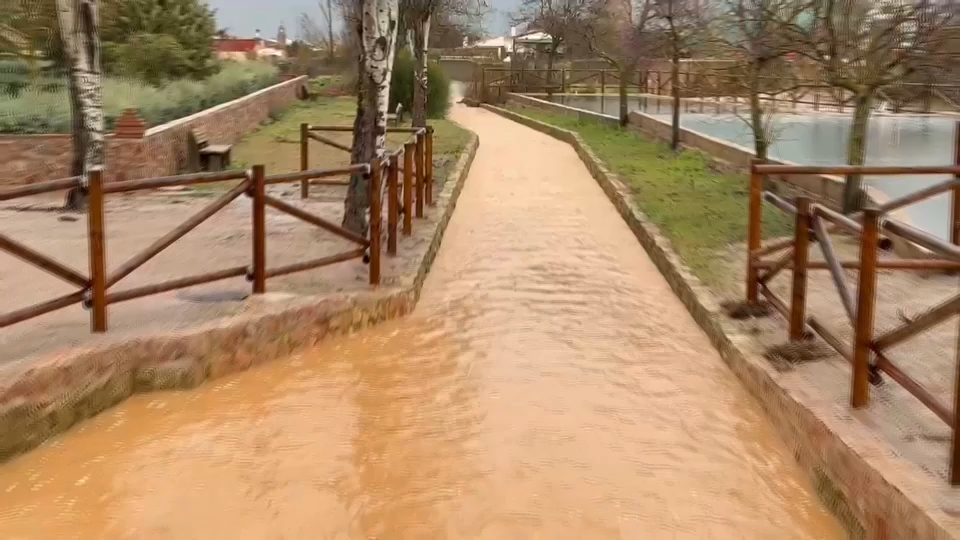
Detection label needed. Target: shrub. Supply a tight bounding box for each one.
[103,33,191,85]
[0,62,280,134]
[389,50,450,119]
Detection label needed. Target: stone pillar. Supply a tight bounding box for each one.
[111,109,147,183]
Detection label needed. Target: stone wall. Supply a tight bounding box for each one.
[0,76,307,187]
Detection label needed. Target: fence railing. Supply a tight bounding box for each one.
[746,159,960,484]
[0,124,437,335]
[479,67,960,114]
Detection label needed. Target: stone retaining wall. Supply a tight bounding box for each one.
[1,76,307,187]
[0,132,480,463]
[484,103,960,540]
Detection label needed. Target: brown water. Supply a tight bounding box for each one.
[0,107,846,539]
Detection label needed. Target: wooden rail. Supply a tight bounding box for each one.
[478,66,960,114]
[745,147,960,484]
[1,122,441,337]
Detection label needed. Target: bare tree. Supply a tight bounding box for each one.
[342,0,400,234]
[582,0,656,126]
[653,0,707,151]
[56,0,104,212]
[301,0,338,60]
[715,0,807,160]
[515,0,588,74]
[783,0,955,212]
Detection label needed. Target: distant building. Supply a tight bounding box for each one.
[214,38,261,61]
[214,27,287,61]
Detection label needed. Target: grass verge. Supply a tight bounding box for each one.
[504,104,792,284]
[234,97,471,178]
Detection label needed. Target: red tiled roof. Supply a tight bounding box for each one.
[215,39,259,53]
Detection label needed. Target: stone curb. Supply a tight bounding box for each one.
[483,103,960,540]
[0,131,480,464]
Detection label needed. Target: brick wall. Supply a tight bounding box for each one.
[0,76,307,187]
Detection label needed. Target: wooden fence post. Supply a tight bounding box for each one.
[369,160,381,286]
[426,126,434,206]
[746,159,763,305]
[403,141,414,235]
[415,131,425,218]
[87,167,107,333]
[790,197,811,340]
[387,154,399,255]
[952,315,960,485]
[953,125,960,486]
[852,207,880,408]
[952,121,960,246]
[251,164,267,294]
[300,123,309,199]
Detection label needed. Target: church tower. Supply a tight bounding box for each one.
[277,24,288,47]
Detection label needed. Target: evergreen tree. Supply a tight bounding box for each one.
[101,0,217,81]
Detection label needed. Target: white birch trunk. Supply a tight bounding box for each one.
[342,0,399,234]
[362,0,399,160]
[57,0,104,178]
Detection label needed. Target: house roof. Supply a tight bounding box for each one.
[214,38,260,53]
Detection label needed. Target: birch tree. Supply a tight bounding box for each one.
[782,0,954,212]
[343,0,400,234]
[57,0,104,211]
[400,0,485,127]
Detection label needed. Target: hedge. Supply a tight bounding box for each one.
[0,61,280,134]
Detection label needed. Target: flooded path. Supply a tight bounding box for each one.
[0,106,845,539]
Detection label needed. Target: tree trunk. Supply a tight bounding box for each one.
[618,66,628,127]
[670,52,681,152]
[57,0,104,212]
[546,39,557,94]
[411,13,430,127]
[748,66,768,161]
[325,0,336,61]
[842,93,872,213]
[342,0,399,235]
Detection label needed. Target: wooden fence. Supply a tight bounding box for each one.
[745,154,960,484]
[479,67,960,114]
[0,125,435,335]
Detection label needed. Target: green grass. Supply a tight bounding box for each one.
[233,97,470,177]
[504,104,792,284]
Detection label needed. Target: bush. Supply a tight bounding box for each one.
[0,62,281,134]
[103,33,192,85]
[389,50,450,119]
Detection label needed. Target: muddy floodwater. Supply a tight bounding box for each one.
[0,107,846,539]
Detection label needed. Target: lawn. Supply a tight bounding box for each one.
[503,104,793,284]
[233,97,471,179]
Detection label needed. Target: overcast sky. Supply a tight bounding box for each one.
[204,0,521,41]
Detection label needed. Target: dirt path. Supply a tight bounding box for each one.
[0,105,846,539]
